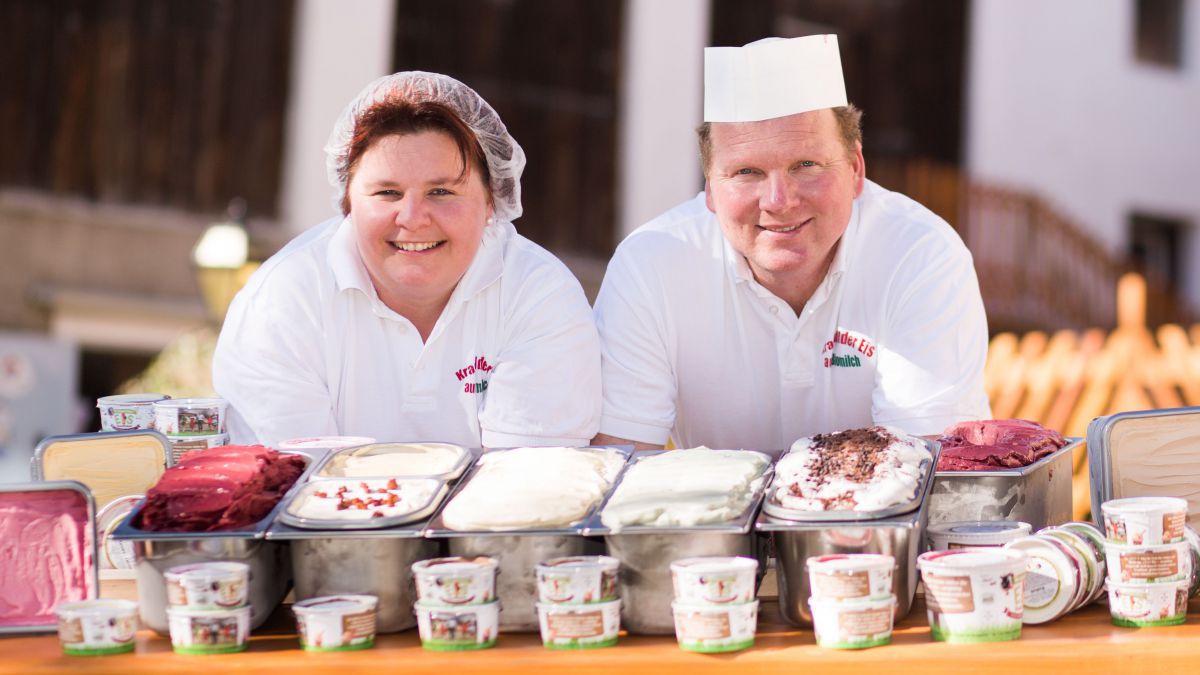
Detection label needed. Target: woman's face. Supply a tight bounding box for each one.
[347,131,493,314]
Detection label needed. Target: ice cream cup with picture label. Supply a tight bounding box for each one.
[670,600,758,653]
[1106,579,1190,627]
[153,398,228,437]
[167,606,250,655]
[1038,527,1103,611]
[412,557,498,606]
[293,595,378,652]
[536,598,621,649]
[56,600,139,656]
[1004,535,1082,623]
[164,562,250,610]
[1101,497,1189,546]
[536,556,619,605]
[415,600,498,651]
[670,556,758,605]
[806,554,894,602]
[1104,541,1191,584]
[927,521,1032,550]
[808,595,896,649]
[917,548,1026,643]
[97,394,168,432]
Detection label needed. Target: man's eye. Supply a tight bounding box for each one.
[734,168,757,176]
[798,161,817,168]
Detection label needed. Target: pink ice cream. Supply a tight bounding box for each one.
[0,489,93,626]
[936,419,1067,471]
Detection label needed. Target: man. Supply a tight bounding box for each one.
[593,35,990,451]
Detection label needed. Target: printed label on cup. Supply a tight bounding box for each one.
[813,571,869,600]
[837,607,892,637]
[676,611,732,640]
[546,611,604,639]
[922,573,975,614]
[1119,550,1180,580]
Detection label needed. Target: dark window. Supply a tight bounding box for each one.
[1135,0,1185,68]
[1129,212,1186,289]
[78,349,156,433]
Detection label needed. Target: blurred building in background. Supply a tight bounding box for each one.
[0,0,1197,469]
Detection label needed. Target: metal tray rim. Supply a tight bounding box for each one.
[32,429,174,481]
[423,445,633,538]
[933,436,1081,478]
[311,441,473,482]
[0,479,99,634]
[275,477,448,531]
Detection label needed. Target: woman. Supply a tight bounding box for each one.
[212,72,601,448]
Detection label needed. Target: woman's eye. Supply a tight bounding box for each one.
[429,188,453,196]
[374,189,400,197]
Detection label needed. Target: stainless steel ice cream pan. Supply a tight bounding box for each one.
[275,477,448,530]
[760,440,938,522]
[1088,407,1200,529]
[313,442,473,482]
[927,439,1078,531]
[756,453,937,627]
[0,480,99,635]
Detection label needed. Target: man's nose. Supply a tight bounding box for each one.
[759,173,801,212]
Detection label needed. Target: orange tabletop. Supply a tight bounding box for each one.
[4,596,1197,674]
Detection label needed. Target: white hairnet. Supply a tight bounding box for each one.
[325,71,526,223]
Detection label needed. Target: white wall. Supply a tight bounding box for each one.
[278,0,396,235]
[966,0,1200,302]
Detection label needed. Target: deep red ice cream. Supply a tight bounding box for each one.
[936,419,1067,471]
[137,445,305,532]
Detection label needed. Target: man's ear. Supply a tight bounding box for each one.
[704,178,715,213]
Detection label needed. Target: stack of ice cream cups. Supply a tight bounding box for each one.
[153,397,229,463]
[534,555,621,649]
[1001,521,1108,624]
[669,556,759,653]
[412,557,500,651]
[917,547,1027,643]
[1101,497,1193,627]
[164,562,251,654]
[806,554,897,649]
[97,393,168,432]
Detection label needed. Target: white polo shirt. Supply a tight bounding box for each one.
[594,180,991,450]
[213,216,602,448]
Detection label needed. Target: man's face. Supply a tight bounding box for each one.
[704,109,864,287]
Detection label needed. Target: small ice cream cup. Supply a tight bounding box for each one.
[806,554,894,602]
[1184,525,1200,598]
[56,600,139,656]
[536,556,619,605]
[164,562,250,610]
[97,495,142,570]
[97,394,168,431]
[1106,579,1190,627]
[918,548,1026,643]
[167,606,250,655]
[293,595,378,652]
[808,595,896,649]
[670,600,758,653]
[1104,541,1191,584]
[412,557,498,606]
[670,556,758,605]
[168,433,229,464]
[927,520,1033,550]
[1101,497,1189,546]
[1039,528,1102,611]
[415,600,498,651]
[153,398,228,437]
[1006,535,1084,622]
[536,599,621,649]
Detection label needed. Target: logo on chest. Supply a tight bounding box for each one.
[454,355,493,394]
[821,329,876,369]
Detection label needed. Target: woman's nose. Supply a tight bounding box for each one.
[393,194,425,227]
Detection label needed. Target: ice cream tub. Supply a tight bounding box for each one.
[153,398,228,437]
[1105,540,1191,584]
[917,548,1026,643]
[315,442,472,482]
[412,556,497,606]
[671,599,758,653]
[33,430,172,511]
[806,554,894,603]
[415,600,498,651]
[809,595,896,649]
[278,477,448,530]
[536,598,621,649]
[537,555,619,604]
[98,394,169,431]
[1106,579,1190,627]
[1004,535,1083,622]
[164,562,249,610]
[670,556,758,605]
[167,605,250,654]
[1102,496,1189,546]
[0,481,99,635]
[56,599,138,656]
[97,495,142,570]
[293,594,378,652]
[168,434,228,465]
[927,520,1033,550]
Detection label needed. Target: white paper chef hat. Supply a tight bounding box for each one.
[704,35,848,123]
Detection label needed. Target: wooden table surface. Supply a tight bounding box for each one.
[3,596,1195,674]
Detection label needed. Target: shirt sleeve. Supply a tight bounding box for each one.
[872,237,992,436]
[592,246,677,445]
[212,286,338,447]
[477,267,602,448]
